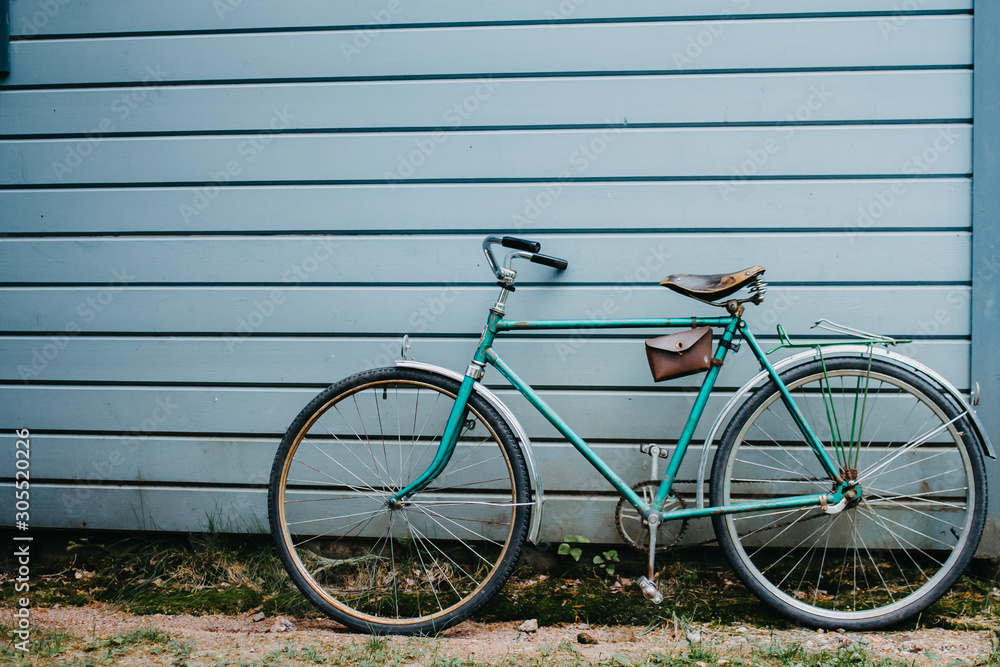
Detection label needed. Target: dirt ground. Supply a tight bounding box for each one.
[3,604,996,666]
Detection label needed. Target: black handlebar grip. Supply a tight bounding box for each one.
[501,236,542,253]
[530,253,569,270]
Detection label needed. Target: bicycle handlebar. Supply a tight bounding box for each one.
[501,236,541,253]
[529,253,569,270]
[482,235,569,278]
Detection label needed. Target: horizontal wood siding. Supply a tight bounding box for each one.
[1,2,986,549]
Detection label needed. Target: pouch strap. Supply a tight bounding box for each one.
[718,337,740,352]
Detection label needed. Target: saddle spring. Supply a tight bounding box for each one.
[747,276,768,305]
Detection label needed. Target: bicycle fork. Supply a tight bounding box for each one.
[387,372,478,504]
[388,312,501,504]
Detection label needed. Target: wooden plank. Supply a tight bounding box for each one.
[0,432,674,492]
[0,481,645,543]
[0,383,976,441]
[0,335,969,389]
[0,434,275,486]
[0,286,973,336]
[0,232,970,284]
[8,1,973,37]
[0,125,972,186]
[0,433,954,497]
[0,71,972,136]
[0,179,972,234]
[0,432,685,492]
[0,480,956,551]
[0,482,270,533]
[2,16,972,87]
[0,384,737,439]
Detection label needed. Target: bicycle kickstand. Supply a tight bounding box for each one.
[637,512,663,604]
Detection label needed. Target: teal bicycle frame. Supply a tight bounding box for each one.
[390,308,854,524]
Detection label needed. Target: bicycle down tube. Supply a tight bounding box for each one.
[391,313,850,522]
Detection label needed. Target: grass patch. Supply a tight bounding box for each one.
[1,531,999,633]
[0,624,74,664]
[479,550,785,627]
[0,532,315,618]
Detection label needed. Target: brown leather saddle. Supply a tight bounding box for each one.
[660,266,765,302]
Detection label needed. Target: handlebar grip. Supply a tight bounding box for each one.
[501,236,541,253]
[530,253,569,270]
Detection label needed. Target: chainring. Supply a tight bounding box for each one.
[614,481,687,553]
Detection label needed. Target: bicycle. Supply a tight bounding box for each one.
[267,235,993,635]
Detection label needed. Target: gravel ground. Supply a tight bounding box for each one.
[3,604,996,666]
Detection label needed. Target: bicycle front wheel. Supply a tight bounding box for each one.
[710,357,986,629]
[268,367,531,635]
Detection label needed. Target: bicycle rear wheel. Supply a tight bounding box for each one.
[710,356,986,629]
[269,367,531,635]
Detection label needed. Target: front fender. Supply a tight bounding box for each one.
[694,345,995,508]
[394,359,545,544]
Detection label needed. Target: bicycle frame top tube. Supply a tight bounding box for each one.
[496,317,737,331]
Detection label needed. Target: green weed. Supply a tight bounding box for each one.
[2,530,999,635]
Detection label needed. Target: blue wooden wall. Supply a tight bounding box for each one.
[1,0,995,551]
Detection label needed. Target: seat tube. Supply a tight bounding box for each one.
[654,315,741,508]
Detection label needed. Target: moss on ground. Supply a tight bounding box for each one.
[1,531,998,631]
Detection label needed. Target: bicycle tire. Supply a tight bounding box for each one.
[710,356,986,629]
[268,366,531,635]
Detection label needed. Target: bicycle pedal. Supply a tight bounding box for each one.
[637,576,663,604]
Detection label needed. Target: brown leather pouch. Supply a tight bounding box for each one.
[644,327,714,382]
